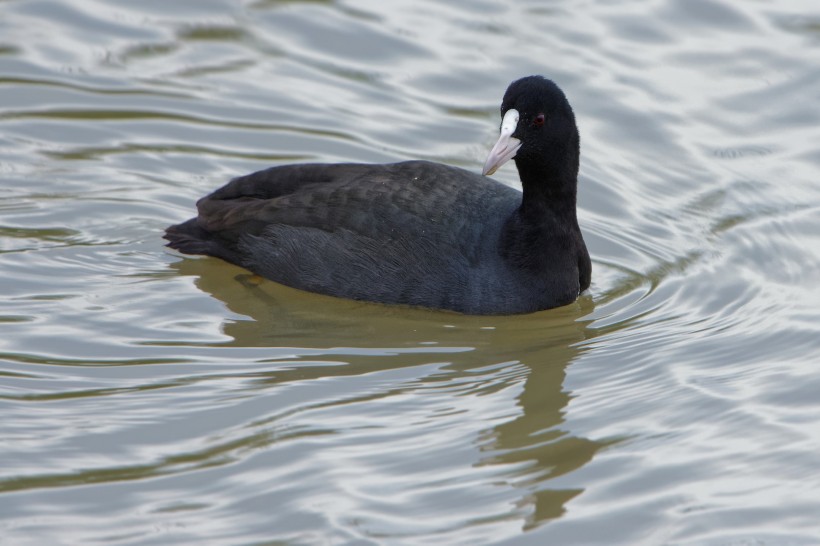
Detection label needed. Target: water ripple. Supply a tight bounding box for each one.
[1,0,820,544]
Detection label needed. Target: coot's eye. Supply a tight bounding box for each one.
[533,113,545,127]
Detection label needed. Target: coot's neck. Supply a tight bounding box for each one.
[514,155,579,225]
[499,156,580,272]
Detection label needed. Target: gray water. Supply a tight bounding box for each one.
[2,0,820,544]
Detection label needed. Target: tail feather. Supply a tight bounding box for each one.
[164,218,240,264]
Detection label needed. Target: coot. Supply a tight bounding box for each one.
[165,76,590,314]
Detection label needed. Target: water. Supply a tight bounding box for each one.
[2,0,820,544]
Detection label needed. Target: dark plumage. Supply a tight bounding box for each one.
[165,76,590,315]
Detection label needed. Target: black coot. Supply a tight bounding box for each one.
[165,76,591,315]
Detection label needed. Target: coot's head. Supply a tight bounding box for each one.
[483,76,579,186]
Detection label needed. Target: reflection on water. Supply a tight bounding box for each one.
[177,258,611,528]
[1,0,820,544]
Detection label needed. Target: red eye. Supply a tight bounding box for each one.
[533,113,545,127]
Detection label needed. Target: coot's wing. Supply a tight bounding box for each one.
[165,160,519,309]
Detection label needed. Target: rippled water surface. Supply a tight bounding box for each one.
[2,0,820,544]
